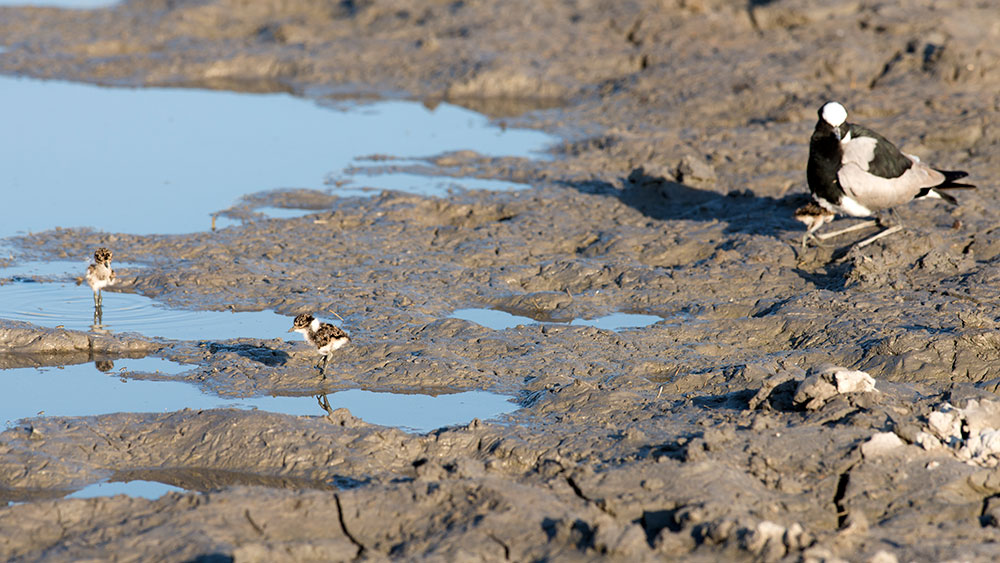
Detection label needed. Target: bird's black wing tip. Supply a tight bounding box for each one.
[939,169,969,181]
[929,189,959,205]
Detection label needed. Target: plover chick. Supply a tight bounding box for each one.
[288,313,350,377]
[794,201,879,249]
[794,201,836,248]
[85,247,116,309]
[803,101,975,247]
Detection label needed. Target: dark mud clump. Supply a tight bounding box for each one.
[2,0,1000,561]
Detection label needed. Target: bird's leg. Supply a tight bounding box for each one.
[802,230,833,249]
[856,225,903,248]
[884,207,905,229]
[853,209,905,248]
[813,220,879,241]
[318,355,329,379]
[93,291,104,322]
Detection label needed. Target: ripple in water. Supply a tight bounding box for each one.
[0,282,293,341]
[0,259,141,282]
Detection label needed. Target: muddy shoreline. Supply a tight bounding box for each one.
[2,0,1000,560]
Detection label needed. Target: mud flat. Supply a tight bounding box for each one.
[2,0,1000,560]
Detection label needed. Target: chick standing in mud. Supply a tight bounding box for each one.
[288,313,350,378]
[85,247,116,312]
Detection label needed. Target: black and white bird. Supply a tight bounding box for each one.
[796,101,974,247]
[85,247,116,310]
[288,313,350,377]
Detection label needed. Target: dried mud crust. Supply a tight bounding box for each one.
[2,0,1000,561]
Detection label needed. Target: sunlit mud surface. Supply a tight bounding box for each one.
[1,0,1000,561]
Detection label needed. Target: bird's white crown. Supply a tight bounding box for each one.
[821,102,848,127]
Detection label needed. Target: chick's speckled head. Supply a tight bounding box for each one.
[291,313,315,331]
[94,247,113,264]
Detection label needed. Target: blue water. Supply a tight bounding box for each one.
[254,389,516,432]
[450,308,665,331]
[0,358,518,432]
[0,281,295,341]
[570,312,665,331]
[209,175,529,229]
[67,480,185,500]
[0,75,554,237]
[0,259,140,281]
[337,172,527,197]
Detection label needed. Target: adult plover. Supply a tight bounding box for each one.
[288,313,350,377]
[797,101,974,248]
[85,247,116,310]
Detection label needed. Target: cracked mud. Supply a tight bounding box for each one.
[2,0,1000,560]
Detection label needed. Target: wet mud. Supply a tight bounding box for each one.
[2,0,1000,560]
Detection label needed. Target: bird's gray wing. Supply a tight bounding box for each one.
[838,156,946,210]
[843,125,913,178]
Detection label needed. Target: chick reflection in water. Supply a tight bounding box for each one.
[317,394,334,415]
[85,247,117,326]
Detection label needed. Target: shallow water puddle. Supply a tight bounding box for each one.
[0,281,292,341]
[254,389,516,433]
[210,207,319,230]
[67,480,185,500]
[571,312,666,331]
[337,172,527,197]
[451,308,665,331]
[0,259,141,282]
[1,75,554,237]
[0,360,517,432]
[213,174,528,228]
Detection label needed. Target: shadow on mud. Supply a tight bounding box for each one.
[205,342,290,367]
[561,167,810,236]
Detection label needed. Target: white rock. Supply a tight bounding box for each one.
[959,400,1000,437]
[746,520,788,558]
[927,409,960,442]
[860,432,904,457]
[793,364,878,410]
[965,428,1000,467]
[926,400,1000,467]
[867,550,898,563]
[914,431,943,451]
[833,368,877,394]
